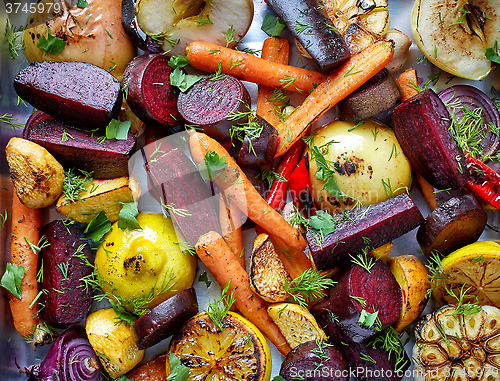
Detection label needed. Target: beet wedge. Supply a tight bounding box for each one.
[39,220,93,327]
[14,61,122,130]
[266,0,350,72]
[121,54,180,128]
[311,260,402,343]
[145,147,220,247]
[24,117,136,179]
[393,89,467,190]
[307,193,424,271]
[237,115,278,167]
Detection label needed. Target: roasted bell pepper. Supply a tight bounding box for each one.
[289,152,316,217]
[465,154,500,209]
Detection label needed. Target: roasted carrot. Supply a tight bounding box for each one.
[415,172,438,211]
[270,236,312,280]
[195,230,291,356]
[257,37,290,127]
[273,40,394,158]
[185,41,325,94]
[219,192,245,269]
[189,131,307,253]
[397,68,420,101]
[9,192,51,345]
[127,354,167,381]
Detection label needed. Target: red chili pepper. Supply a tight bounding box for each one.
[465,154,500,209]
[266,138,305,211]
[289,152,316,217]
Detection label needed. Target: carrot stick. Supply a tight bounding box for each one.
[127,354,167,381]
[195,231,291,356]
[189,131,307,253]
[270,236,312,280]
[219,192,245,269]
[415,172,438,211]
[397,68,420,101]
[185,41,325,94]
[273,40,394,158]
[257,37,290,127]
[9,192,50,345]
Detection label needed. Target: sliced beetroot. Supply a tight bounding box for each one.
[312,260,402,343]
[122,54,180,128]
[177,75,250,141]
[393,89,467,190]
[24,110,53,130]
[280,340,348,381]
[307,193,424,271]
[14,61,122,130]
[121,0,163,53]
[439,85,500,159]
[23,119,136,179]
[341,340,410,381]
[237,116,278,167]
[416,194,487,257]
[39,221,93,327]
[132,288,198,350]
[145,147,220,247]
[266,0,350,72]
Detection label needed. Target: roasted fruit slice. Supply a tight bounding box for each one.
[411,0,500,80]
[322,0,390,54]
[168,312,271,381]
[413,304,500,381]
[432,241,500,308]
[136,0,253,57]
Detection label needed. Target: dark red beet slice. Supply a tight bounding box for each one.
[132,288,198,350]
[237,116,278,167]
[266,0,350,72]
[23,119,136,179]
[24,110,53,130]
[393,89,467,190]
[122,54,180,128]
[177,75,250,141]
[417,194,487,257]
[14,61,122,130]
[145,147,220,247]
[341,340,410,381]
[280,340,348,381]
[307,193,424,271]
[39,221,93,327]
[121,0,163,53]
[312,260,402,343]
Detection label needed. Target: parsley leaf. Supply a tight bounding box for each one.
[261,13,286,37]
[0,263,25,299]
[198,272,212,288]
[272,377,287,381]
[167,353,190,381]
[118,202,141,231]
[77,0,89,7]
[84,211,112,242]
[486,41,500,64]
[37,31,66,56]
[169,56,190,69]
[169,68,203,92]
[359,309,379,328]
[200,150,228,181]
[114,376,133,381]
[106,119,131,140]
[307,210,338,236]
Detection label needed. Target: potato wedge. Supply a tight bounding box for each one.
[249,234,291,303]
[56,175,140,223]
[268,303,325,349]
[6,137,64,209]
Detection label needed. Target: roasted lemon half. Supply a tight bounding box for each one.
[168,312,271,381]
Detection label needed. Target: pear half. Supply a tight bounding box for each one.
[411,0,500,80]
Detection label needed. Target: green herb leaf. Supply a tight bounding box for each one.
[167,353,190,381]
[169,55,190,69]
[284,268,336,308]
[118,202,141,231]
[0,263,25,299]
[77,0,89,7]
[204,282,235,330]
[200,150,228,181]
[307,210,338,236]
[486,41,500,64]
[198,272,212,288]
[5,20,24,59]
[359,309,379,328]
[37,31,66,56]
[106,119,131,140]
[261,13,286,37]
[63,168,93,203]
[369,326,409,372]
[272,376,287,381]
[84,211,112,242]
[169,68,203,92]
[109,299,136,326]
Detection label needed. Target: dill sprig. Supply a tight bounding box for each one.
[425,250,448,298]
[445,283,482,317]
[62,168,93,203]
[5,20,24,59]
[369,326,409,372]
[0,113,24,130]
[284,268,336,309]
[204,282,236,330]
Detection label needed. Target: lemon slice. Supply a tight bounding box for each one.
[168,312,271,381]
[267,303,325,349]
[433,241,500,307]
